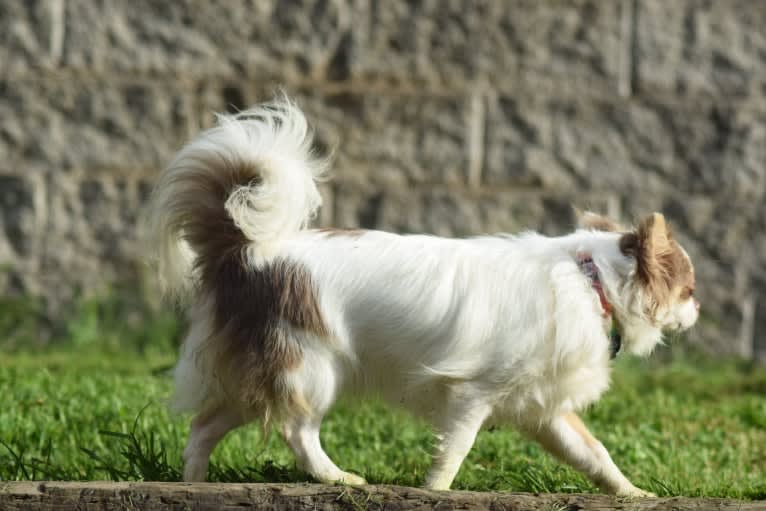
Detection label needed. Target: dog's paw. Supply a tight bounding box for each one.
[317,471,367,486]
[339,472,368,486]
[616,486,656,498]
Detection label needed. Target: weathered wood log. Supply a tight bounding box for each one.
[0,482,763,511]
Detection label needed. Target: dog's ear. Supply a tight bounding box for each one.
[620,211,673,257]
[619,213,673,257]
[619,231,639,256]
[638,211,673,259]
[575,209,626,232]
[623,213,679,311]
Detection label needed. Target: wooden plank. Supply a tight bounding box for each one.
[0,482,764,511]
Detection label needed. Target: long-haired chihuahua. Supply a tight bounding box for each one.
[145,97,698,496]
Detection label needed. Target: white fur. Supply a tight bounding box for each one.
[143,96,328,299]
[149,98,697,496]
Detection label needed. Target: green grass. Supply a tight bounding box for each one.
[0,347,764,499]
[0,290,763,497]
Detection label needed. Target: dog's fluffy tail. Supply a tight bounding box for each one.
[144,97,328,301]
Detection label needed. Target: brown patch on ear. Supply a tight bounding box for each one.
[636,213,673,279]
[619,232,639,256]
[576,210,626,232]
[632,213,694,316]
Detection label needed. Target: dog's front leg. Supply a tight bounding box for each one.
[425,399,492,490]
[531,412,653,497]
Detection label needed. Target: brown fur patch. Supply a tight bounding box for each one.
[178,155,260,270]
[576,210,626,232]
[180,154,327,418]
[620,213,695,316]
[210,257,328,409]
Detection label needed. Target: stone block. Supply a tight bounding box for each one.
[36,172,149,303]
[62,0,353,81]
[484,94,675,191]
[0,0,64,78]
[663,105,766,203]
[636,0,766,99]
[51,173,145,260]
[0,174,42,259]
[0,78,194,173]
[303,93,472,187]
[350,0,625,94]
[0,172,45,294]
[485,92,766,208]
[754,293,766,362]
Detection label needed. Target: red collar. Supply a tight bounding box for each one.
[577,253,622,359]
[576,253,613,317]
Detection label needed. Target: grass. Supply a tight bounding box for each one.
[0,349,764,499]
[0,293,764,498]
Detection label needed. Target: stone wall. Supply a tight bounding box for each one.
[1,0,764,358]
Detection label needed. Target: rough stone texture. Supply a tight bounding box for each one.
[349,0,626,95]
[0,78,195,172]
[198,87,473,187]
[0,173,45,295]
[304,93,472,187]
[333,183,615,238]
[0,0,764,357]
[38,172,150,305]
[61,0,353,82]
[636,0,766,100]
[0,0,63,77]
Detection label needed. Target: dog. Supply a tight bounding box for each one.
[144,97,699,496]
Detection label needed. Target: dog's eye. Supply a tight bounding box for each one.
[681,287,694,300]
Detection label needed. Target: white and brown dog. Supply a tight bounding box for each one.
[145,98,699,496]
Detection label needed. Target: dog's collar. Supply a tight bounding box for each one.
[576,253,622,359]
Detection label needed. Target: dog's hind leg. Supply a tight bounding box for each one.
[282,414,367,485]
[280,341,366,485]
[182,405,245,482]
[424,395,492,490]
[530,412,653,497]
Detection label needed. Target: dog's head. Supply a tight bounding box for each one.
[579,211,699,355]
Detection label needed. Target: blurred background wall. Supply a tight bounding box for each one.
[0,0,764,359]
